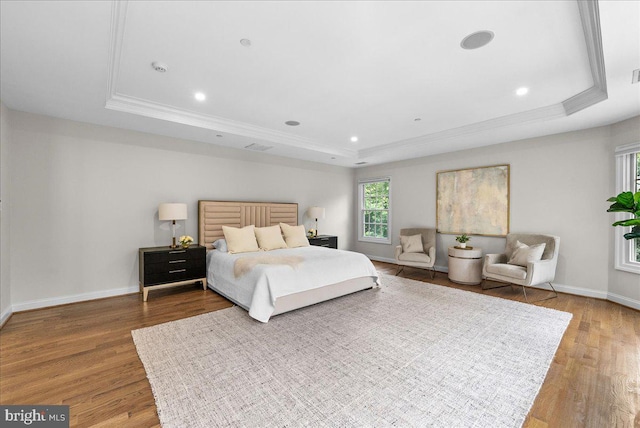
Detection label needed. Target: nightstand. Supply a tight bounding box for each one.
[308,235,338,249]
[138,245,207,301]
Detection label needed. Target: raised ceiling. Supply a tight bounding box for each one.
[1,1,639,167]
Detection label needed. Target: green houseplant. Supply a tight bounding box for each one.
[607,191,640,240]
[455,234,471,248]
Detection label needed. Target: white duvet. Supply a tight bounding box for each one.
[206,246,379,322]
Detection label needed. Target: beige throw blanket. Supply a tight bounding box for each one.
[234,255,304,278]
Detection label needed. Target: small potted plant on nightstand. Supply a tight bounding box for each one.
[455,234,471,248]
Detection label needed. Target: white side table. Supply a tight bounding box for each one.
[448,246,483,285]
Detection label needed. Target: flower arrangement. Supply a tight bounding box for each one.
[455,234,470,248]
[179,235,194,248]
[307,228,316,238]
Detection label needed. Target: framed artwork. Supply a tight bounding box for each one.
[436,164,510,236]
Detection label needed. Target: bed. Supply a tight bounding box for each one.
[198,200,379,322]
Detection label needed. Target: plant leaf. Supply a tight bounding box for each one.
[623,231,640,240]
[607,197,618,202]
[612,218,640,227]
[608,202,633,212]
[616,191,635,208]
[634,191,640,204]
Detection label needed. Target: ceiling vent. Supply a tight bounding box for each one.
[354,161,368,165]
[151,61,168,73]
[244,143,273,152]
[632,69,640,84]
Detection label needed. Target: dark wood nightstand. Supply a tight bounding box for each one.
[308,235,338,249]
[138,245,207,301]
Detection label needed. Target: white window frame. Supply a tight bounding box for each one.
[613,142,640,274]
[358,177,392,244]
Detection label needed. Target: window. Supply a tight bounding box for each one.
[613,143,640,274]
[359,178,391,244]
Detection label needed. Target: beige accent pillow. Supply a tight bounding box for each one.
[508,240,546,267]
[400,234,423,253]
[254,225,288,251]
[279,223,310,248]
[222,225,259,254]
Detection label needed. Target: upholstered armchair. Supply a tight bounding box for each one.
[395,228,437,279]
[482,233,560,302]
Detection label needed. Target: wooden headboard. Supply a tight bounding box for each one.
[198,200,298,248]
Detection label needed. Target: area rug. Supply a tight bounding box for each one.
[132,274,572,428]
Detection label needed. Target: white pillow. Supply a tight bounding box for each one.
[400,234,423,253]
[508,240,546,267]
[279,223,310,248]
[212,239,227,252]
[222,225,260,254]
[254,225,288,251]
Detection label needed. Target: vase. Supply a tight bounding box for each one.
[181,243,190,249]
[459,243,466,248]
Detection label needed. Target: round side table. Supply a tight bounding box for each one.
[448,246,483,285]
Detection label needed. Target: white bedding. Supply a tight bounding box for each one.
[206,246,379,322]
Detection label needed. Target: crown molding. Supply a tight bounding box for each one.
[562,0,607,115]
[105,94,357,158]
[358,103,566,159]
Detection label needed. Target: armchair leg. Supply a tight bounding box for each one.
[481,278,511,291]
[396,265,404,276]
[522,282,558,303]
[429,267,436,280]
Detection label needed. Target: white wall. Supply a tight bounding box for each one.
[608,115,640,307]
[0,101,11,324]
[8,110,354,310]
[355,125,614,299]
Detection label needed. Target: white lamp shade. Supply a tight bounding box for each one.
[159,203,188,221]
[308,206,325,219]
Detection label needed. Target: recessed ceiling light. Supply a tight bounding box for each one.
[285,120,300,126]
[350,136,358,143]
[240,39,252,47]
[194,92,206,101]
[516,87,529,96]
[216,134,223,138]
[414,118,422,122]
[460,31,494,50]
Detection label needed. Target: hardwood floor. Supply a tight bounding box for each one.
[1,262,638,427]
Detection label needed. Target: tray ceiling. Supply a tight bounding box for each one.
[1,1,638,167]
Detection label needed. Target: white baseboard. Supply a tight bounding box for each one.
[0,305,13,327]
[543,283,608,300]
[366,255,449,273]
[366,255,396,264]
[12,286,139,313]
[365,253,640,310]
[607,292,640,311]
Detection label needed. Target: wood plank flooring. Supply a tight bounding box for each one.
[1,262,638,427]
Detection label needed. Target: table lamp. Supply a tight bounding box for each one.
[159,203,188,248]
[308,206,325,237]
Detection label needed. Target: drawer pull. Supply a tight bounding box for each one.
[169,250,186,254]
[169,269,186,274]
[169,259,187,264]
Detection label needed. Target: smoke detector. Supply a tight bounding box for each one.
[151,61,168,73]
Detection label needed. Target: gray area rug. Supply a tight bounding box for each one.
[132,274,572,427]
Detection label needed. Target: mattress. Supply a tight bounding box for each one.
[206,246,379,322]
